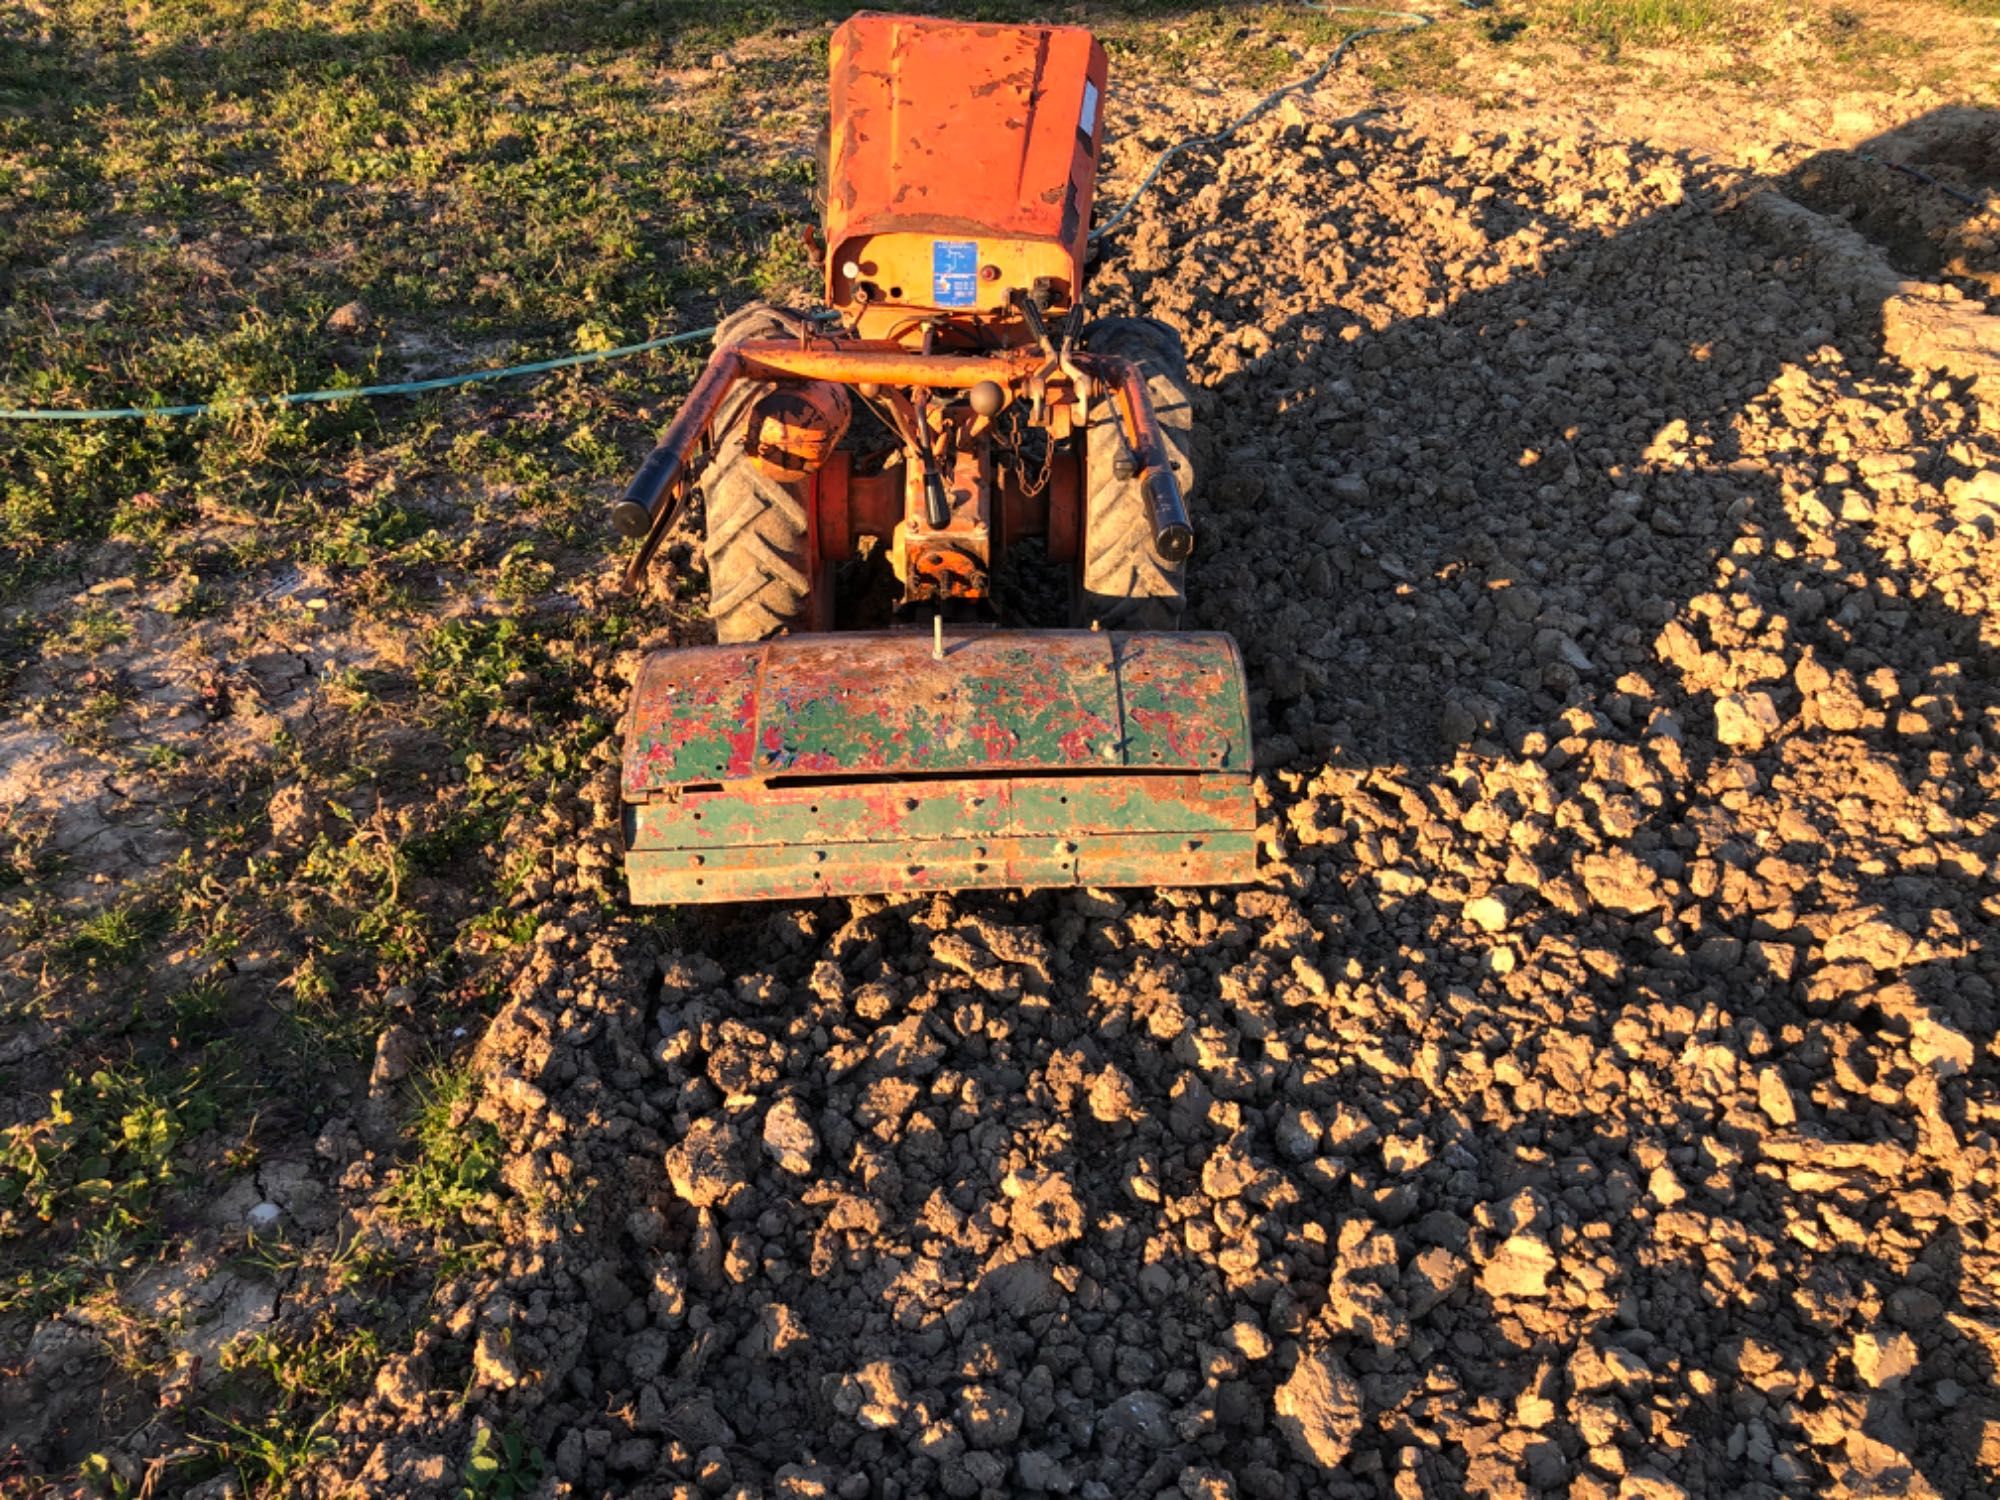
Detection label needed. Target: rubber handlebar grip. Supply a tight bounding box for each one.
[1142,468,1195,562]
[613,445,682,537]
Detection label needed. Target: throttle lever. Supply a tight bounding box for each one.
[923,468,953,530]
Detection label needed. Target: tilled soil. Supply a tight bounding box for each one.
[311,100,2000,1500]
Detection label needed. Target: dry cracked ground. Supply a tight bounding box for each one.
[4,3,2000,1498]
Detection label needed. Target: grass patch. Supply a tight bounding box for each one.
[1557,0,1722,43]
[223,1317,386,1409]
[193,1406,338,1496]
[0,1060,225,1271]
[46,602,132,656]
[55,896,167,972]
[386,1064,500,1233]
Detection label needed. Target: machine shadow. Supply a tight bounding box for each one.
[1125,104,2000,1496]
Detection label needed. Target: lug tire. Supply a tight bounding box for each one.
[704,303,816,644]
[1075,316,1196,630]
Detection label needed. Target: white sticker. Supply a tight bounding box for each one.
[1080,79,1099,140]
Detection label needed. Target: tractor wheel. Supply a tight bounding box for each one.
[1075,316,1196,630]
[703,303,816,644]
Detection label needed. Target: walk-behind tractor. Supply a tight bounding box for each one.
[611,12,1255,903]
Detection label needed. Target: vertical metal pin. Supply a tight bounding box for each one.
[933,614,944,661]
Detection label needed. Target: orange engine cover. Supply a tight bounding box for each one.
[824,12,1108,332]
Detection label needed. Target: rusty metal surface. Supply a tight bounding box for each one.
[629,827,1256,903]
[737,342,1045,390]
[824,14,1107,262]
[626,771,1255,902]
[621,630,1251,795]
[621,631,1256,903]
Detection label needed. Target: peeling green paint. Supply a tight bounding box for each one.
[621,629,1256,903]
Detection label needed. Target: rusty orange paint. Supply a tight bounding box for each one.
[824,13,1107,326]
[737,340,1047,389]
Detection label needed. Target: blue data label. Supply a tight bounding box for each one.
[933,240,979,307]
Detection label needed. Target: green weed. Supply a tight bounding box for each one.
[460,1425,543,1500]
[196,1406,338,1495]
[416,617,532,741]
[386,1065,500,1233]
[224,1318,385,1408]
[47,603,131,656]
[57,898,165,972]
[0,1062,222,1249]
[1552,0,1722,46]
[294,807,429,977]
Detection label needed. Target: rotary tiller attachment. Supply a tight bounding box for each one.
[621,630,1254,903]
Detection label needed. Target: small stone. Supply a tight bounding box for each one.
[472,1326,521,1390]
[696,1447,734,1496]
[1885,1286,1941,1329]
[1005,1169,1084,1249]
[1756,1067,1797,1126]
[773,1462,835,1498]
[956,1384,1023,1449]
[369,1024,420,1093]
[1464,895,1508,933]
[838,1360,910,1432]
[1602,1347,1651,1393]
[762,1097,818,1175]
[1715,691,1782,751]
[1853,1326,1918,1390]
[1618,1471,1688,1500]
[1909,1008,1975,1077]
[1579,849,1662,916]
[1275,1108,1321,1163]
[1648,1165,1686,1206]
[1525,1440,1567,1489]
[1480,1234,1556,1299]
[1098,1389,1175,1449]
[1087,1065,1139,1123]
[246,1201,283,1233]
[663,1395,735,1448]
[1694,935,1743,972]
[1017,1450,1073,1493]
[610,1438,659,1474]
[1226,1319,1272,1361]
[325,300,373,335]
[1516,1383,1558,1430]
[1272,1344,1362,1471]
[666,1118,744,1208]
[1200,1143,1259,1200]
[982,1259,1061,1318]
